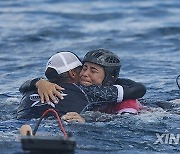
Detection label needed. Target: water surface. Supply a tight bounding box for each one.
[0,0,180,153]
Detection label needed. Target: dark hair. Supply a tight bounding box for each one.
[45,66,82,83]
[45,67,69,83]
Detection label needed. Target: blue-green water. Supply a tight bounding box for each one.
[0,0,180,153]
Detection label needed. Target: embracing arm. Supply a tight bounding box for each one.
[115,78,146,100]
[79,78,146,104]
[78,84,123,103]
[19,78,64,103]
[19,78,146,105]
[19,78,42,94]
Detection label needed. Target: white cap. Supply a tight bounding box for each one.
[45,52,82,74]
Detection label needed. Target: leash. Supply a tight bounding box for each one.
[176,75,180,90]
[32,108,68,138]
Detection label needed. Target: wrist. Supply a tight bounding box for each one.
[31,77,45,89]
[114,85,124,102]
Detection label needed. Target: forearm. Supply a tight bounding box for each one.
[79,84,121,103]
[122,82,146,100]
[115,78,146,100]
[19,77,44,94]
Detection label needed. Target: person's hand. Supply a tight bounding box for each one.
[36,79,65,104]
[61,112,85,123]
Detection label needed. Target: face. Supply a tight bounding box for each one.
[80,62,105,86]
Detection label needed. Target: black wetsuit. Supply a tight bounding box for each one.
[17,78,146,119]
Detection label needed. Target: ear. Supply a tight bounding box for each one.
[69,70,76,79]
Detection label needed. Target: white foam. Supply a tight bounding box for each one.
[169,99,180,104]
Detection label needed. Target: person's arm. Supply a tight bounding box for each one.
[22,79,122,105]
[78,78,146,104]
[20,78,146,106]
[115,78,146,100]
[19,78,64,104]
[19,78,43,94]
[78,84,123,103]
[77,81,145,112]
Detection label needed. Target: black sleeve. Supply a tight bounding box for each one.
[115,78,146,100]
[19,77,44,94]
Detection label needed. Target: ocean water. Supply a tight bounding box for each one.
[0,0,180,153]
